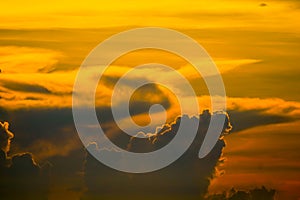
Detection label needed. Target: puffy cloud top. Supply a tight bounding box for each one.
[83,110,232,199]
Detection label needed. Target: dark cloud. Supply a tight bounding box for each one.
[0,121,51,200]
[4,104,168,154]
[129,83,171,116]
[205,186,275,200]
[0,80,72,96]
[101,75,148,89]
[0,105,284,199]
[0,121,14,154]
[1,80,51,94]
[0,81,172,152]
[7,108,74,144]
[0,107,9,121]
[227,109,293,132]
[0,152,51,200]
[0,109,93,198]
[83,110,232,199]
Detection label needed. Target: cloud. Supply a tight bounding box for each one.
[197,95,300,119]
[1,96,294,199]
[3,95,299,161]
[0,72,76,109]
[208,120,300,200]
[0,152,51,200]
[0,46,62,73]
[83,110,232,199]
[0,109,88,199]
[1,80,51,94]
[1,86,295,199]
[0,121,51,200]
[206,186,275,200]
[178,59,262,78]
[0,121,14,154]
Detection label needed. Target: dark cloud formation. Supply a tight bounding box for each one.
[0,121,50,200]
[0,121,14,154]
[0,106,282,199]
[0,80,51,94]
[2,102,294,158]
[0,80,72,96]
[227,109,293,132]
[206,186,275,200]
[83,110,232,200]
[129,83,171,116]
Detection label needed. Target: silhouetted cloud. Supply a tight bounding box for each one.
[0,95,297,198]
[83,110,232,199]
[1,80,51,94]
[205,186,275,200]
[227,109,293,132]
[0,121,51,200]
[0,121,14,154]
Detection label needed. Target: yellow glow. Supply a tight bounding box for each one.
[0,1,300,199]
[0,0,299,32]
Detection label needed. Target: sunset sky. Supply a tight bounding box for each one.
[0,0,299,199]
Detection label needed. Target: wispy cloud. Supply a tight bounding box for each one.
[0,46,62,73]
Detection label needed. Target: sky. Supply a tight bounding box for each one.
[0,0,300,199]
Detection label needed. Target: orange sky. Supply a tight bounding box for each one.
[0,0,300,199]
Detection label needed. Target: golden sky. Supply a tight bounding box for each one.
[1,0,300,31]
[0,0,300,199]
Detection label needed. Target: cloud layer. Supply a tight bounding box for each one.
[83,110,232,199]
[0,121,51,200]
